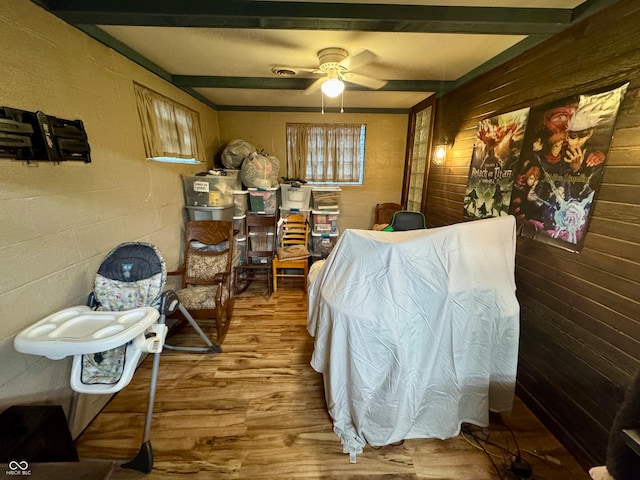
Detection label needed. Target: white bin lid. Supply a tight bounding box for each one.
[280,206,311,212]
[312,209,340,214]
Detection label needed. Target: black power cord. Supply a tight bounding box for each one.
[499,417,533,479]
[461,422,534,480]
[510,457,533,479]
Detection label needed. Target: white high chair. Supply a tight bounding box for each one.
[13,242,191,473]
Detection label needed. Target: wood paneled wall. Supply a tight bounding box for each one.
[425,0,640,468]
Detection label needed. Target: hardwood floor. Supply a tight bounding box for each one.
[75,279,590,479]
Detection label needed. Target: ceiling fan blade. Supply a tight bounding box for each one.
[339,49,376,71]
[342,72,387,90]
[304,77,325,95]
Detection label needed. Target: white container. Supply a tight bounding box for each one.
[186,205,234,221]
[233,190,248,216]
[279,206,311,222]
[248,187,280,214]
[312,209,339,234]
[249,256,272,265]
[311,231,339,257]
[280,183,312,209]
[234,235,247,265]
[233,214,246,235]
[182,172,240,207]
[249,231,275,252]
[311,186,341,210]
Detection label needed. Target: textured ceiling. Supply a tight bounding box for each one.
[32,0,617,113]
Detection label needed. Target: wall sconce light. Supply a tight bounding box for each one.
[432,138,451,166]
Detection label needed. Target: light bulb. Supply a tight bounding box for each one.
[432,145,447,165]
[321,78,345,98]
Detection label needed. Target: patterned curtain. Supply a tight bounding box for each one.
[133,82,205,163]
[286,123,365,183]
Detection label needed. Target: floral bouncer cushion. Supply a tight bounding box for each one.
[80,242,166,386]
[81,345,127,385]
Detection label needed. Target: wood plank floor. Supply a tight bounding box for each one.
[75,279,591,479]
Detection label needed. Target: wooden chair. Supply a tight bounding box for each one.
[169,220,235,346]
[374,202,404,227]
[272,214,310,293]
[235,213,277,295]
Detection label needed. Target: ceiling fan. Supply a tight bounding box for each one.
[272,47,388,97]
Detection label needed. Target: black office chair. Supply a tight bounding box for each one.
[382,210,427,231]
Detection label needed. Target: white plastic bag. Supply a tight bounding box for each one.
[241,151,280,188]
[221,139,256,169]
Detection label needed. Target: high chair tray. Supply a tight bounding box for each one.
[14,305,159,360]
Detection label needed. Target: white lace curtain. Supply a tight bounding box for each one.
[133,82,205,163]
[286,123,365,183]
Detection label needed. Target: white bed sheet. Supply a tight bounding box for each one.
[307,216,520,457]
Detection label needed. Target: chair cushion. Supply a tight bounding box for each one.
[186,253,228,281]
[94,272,164,311]
[277,245,310,261]
[177,285,229,310]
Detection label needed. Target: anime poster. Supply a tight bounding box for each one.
[508,83,628,253]
[464,108,530,220]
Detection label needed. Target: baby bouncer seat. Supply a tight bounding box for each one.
[14,241,218,473]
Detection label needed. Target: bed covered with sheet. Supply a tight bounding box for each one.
[307,216,520,457]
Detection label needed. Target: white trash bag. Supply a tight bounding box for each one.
[241,151,280,188]
[221,139,256,169]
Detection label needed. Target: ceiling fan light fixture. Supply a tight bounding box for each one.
[321,77,344,98]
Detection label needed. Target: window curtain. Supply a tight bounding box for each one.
[133,82,205,163]
[286,123,364,183]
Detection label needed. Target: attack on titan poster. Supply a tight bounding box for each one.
[464,108,530,220]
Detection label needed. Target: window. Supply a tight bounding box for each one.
[406,105,432,211]
[286,123,365,184]
[133,82,205,164]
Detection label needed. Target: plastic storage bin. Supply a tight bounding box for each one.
[312,210,339,234]
[311,186,341,210]
[311,231,339,257]
[279,206,311,222]
[186,205,234,221]
[280,183,312,209]
[248,187,280,214]
[182,172,241,207]
[249,256,272,265]
[247,220,276,236]
[233,190,248,216]
[234,235,247,265]
[233,214,246,235]
[249,231,275,251]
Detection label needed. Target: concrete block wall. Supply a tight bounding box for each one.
[0,0,220,436]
